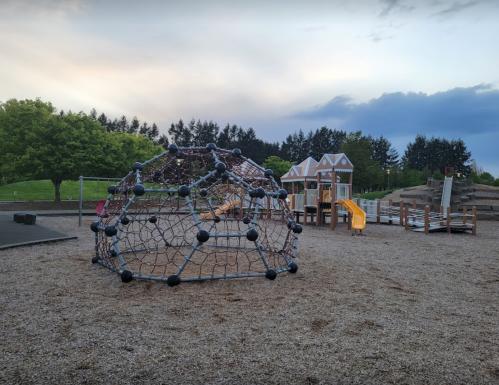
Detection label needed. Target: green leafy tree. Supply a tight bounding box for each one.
[479,172,495,185]
[400,168,422,187]
[339,131,383,191]
[0,99,113,201]
[262,156,294,184]
[108,132,163,177]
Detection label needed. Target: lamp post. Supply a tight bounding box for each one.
[387,169,391,189]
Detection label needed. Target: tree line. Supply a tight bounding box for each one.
[2,97,493,201]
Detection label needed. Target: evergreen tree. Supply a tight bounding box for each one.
[117,115,129,133]
[369,135,399,170]
[168,119,192,146]
[128,116,140,134]
[402,134,428,171]
[148,123,159,141]
[97,113,109,130]
[155,134,169,149]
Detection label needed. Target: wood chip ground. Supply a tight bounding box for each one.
[1,216,498,384]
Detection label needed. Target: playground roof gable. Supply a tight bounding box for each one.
[315,153,354,174]
[281,157,333,182]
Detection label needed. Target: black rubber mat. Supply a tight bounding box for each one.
[0,214,77,249]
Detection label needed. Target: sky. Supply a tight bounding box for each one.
[1,0,498,176]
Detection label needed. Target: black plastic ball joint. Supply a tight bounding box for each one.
[288,263,298,274]
[105,226,118,237]
[232,148,241,157]
[221,173,229,182]
[242,216,251,225]
[121,216,130,225]
[178,185,190,197]
[121,270,133,283]
[149,216,157,223]
[107,185,117,194]
[90,221,100,233]
[214,215,221,223]
[133,184,145,196]
[255,187,266,199]
[167,275,181,287]
[278,189,288,200]
[215,162,226,173]
[246,229,259,241]
[293,224,303,234]
[168,143,178,154]
[264,169,274,178]
[132,162,143,172]
[196,230,210,243]
[206,143,217,151]
[266,269,277,280]
[91,256,101,264]
[249,190,256,198]
[109,250,118,257]
[200,189,208,197]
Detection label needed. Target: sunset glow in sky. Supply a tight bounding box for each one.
[1,0,498,175]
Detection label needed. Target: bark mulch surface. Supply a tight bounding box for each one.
[0,216,498,384]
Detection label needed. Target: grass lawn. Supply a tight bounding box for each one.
[0,180,119,201]
[1,180,397,202]
[359,190,394,200]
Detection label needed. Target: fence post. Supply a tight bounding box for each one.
[472,206,477,236]
[462,206,467,224]
[79,176,83,227]
[424,205,430,235]
[377,200,381,223]
[388,199,393,224]
[404,205,409,231]
[399,200,404,226]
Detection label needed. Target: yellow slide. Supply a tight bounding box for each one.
[338,199,366,230]
[199,201,240,218]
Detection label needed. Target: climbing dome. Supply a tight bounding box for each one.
[91,144,300,286]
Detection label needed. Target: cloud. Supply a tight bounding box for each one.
[0,0,88,19]
[378,0,415,16]
[292,84,499,138]
[430,1,480,18]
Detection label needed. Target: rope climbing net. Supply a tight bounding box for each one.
[91,144,301,286]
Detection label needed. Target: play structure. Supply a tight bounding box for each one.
[90,144,300,285]
[280,157,476,235]
[281,154,366,232]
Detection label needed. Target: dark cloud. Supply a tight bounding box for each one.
[292,84,499,138]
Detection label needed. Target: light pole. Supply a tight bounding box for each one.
[387,169,390,189]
